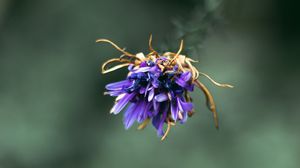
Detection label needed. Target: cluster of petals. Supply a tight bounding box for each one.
[105,58,194,137]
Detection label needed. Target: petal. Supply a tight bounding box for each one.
[115,93,126,101]
[128,64,134,71]
[137,101,147,123]
[177,97,184,112]
[123,101,144,129]
[104,90,124,96]
[181,72,192,81]
[152,82,159,88]
[151,78,160,88]
[133,66,151,73]
[175,78,186,88]
[152,115,161,132]
[152,102,169,136]
[110,93,135,114]
[138,101,153,123]
[171,100,178,121]
[146,104,154,117]
[149,66,160,72]
[139,87,146,94]
[186,84,194,91]
[144,84,151,97]
[180,111,188,123]
[175,72,192,88]
[154,93,168,102]
[148,88,154,102]
[106,80,132,91]
[157,103,168,136]
[180,101,193,112]
[153,100,160,116]
[123,103,137,129]
[177,97,193,112]
[139,61,147,67]
[152,114,166,137]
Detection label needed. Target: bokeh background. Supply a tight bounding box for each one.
[0,0,299,168]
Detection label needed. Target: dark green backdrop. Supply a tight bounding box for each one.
[0,0,299,168]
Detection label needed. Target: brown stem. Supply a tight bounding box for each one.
[169,40,184,65]
[194,80,219,129]
[101,58,130,74]
[96,39,136,57]
[161,121,171,141]
[137,118,150,130]
[199,72,234,88]
[148,34,158,55]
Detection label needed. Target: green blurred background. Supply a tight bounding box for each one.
[0,0,299,168]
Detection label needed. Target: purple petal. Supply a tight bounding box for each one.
[144,84,151,97]
[137,101,151,123]
[173,65,178,71]
[148,88,154,102]
[156,56,168,62]
[133,66,151,73]
[152,115,160,132]
[186,84,194,91]
[140,61,147,67]
[147,106,154,117]
[149,66,160,72]
[123,103,138,129]
[123,100,145,129]
[154,93,168,102]
[139,87,146,94]
[181,72,192,81]
[175,72,192,88]
[110,93,135,114]
[153,100,160,116]
[175,79,187,88]
[181,101,193,112]
[180,111,188,123]
[136,101,146,123]
[128,64,134,71]
[106,80,132,91]
[171,100,178,121]
[156,103,169,136]
[104,90,124,96]
[123,99,152,129]
[152,113,166,137]
[151,78,160,88]
[177,97,193,112]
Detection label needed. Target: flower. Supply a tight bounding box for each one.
[97,35,233,140]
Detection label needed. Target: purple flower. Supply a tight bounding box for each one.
[105,61,195,137]
[97,37,233,140]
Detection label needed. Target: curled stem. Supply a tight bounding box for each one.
[186,59,199,80]
[148,34,158,55]
[199,72,234,88]
[176,59,186,72]
[101,58,130,74]
[137,118,150,130]
[194,80,219,129]
[96,39,136,57]
[161,120,172,141]
[169,40,184,65]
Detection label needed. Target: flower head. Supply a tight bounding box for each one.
[97,35,233,140]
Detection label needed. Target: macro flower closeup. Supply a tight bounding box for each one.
[97,35,233,140]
